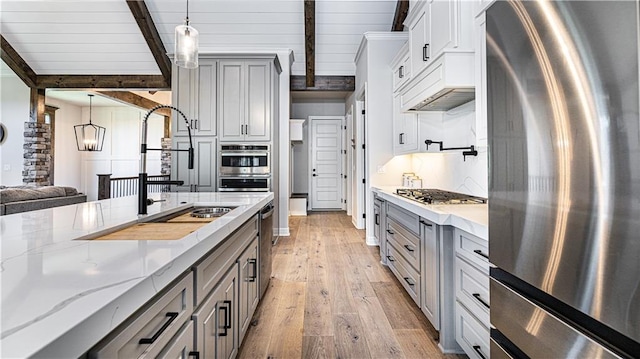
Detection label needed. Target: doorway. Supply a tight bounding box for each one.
[308,116,345,210]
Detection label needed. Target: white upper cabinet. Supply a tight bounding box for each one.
[171,60,217,137]
[391,42,412,93]
[219,60,272,142]
[405,0,474,80]
[393,93,419,155]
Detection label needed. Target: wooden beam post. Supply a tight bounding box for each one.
[29,88,46,123]
[126,0,172,87]
[1,35,38,88]
[304,0,315,87]
[290,75,355,92]
[392,0,410,31]
[37,75,168,89]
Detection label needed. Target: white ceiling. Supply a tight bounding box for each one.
[1,0,398,78]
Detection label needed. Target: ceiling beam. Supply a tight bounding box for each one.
[37,75,168,89]
[290,75,355,92]
[304,0,315,87]
[126,0,172,87]
[392,0,410,31]
[29,88,46,123]
[96,91,171,117]
[1,35,38,88]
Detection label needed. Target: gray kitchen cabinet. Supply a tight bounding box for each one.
[156,321,195,359]
[171,137,216,192]
[171,60,217,136]
[385,202,422,307]
[238,237,260,345]
[87,273,194,359]
[454,227,490,359]
[374,194,387,264]
[192,264,239,359]
[420,218,440,330]
[219,60,272,142]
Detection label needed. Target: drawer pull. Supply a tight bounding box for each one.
[188,351,200,359]
[218,300,232,337]
[403,277,415,286]
[387,255,396,262]
[473,345,487,359]
[419,220,433,227]
[386,229,394,235]
[472,293,490,309]
[423,44,430,61]
[248,258,257,282]
[138,312,178,344]
[375,213,380,225]
[473,249,489,260]
[404,244,415,252]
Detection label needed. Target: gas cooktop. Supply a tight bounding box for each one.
[395,188,487,205]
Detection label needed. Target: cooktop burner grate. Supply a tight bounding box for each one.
[395,188,487,204]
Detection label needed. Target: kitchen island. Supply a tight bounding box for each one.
[0,192,273,358]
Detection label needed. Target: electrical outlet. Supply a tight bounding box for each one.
[377,165,386,173]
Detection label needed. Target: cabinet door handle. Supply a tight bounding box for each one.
[248,258,257,282]
[194,119,198,130]
[387,255,395,262]
[473,249,489,260]
[218,300,232,336]
[399,133,404,145]
[473,293,490,309]
[399,65,404,78]
[138,312,178,344]
[423,44,430,61]
[386,229,394,235]
[403,277,415,286]
[420,220,433,227]
[188,351,200,359]
[375,213,380,225]
[404,244,415,252]
[473,345,487,359]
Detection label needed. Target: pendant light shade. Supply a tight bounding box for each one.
[175,0,198,69]
[74,94,105,152]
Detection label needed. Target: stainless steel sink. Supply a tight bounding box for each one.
[190,207,232,218]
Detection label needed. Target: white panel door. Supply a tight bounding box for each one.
[311,119,342,209]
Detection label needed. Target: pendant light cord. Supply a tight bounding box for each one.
[88,94,93,125]
[185,0,190,26]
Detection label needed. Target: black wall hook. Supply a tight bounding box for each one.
[425,139,478,161]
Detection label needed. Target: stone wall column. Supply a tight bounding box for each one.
[23,122,51,186]
[161,138,171,176]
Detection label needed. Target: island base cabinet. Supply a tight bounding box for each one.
[88,273,194,359]
[156,321,196,359]
[193,264,239,359]
[238,237,260,345]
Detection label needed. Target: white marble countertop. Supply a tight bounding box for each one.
[0,192,273,358]
[372,186,488,240]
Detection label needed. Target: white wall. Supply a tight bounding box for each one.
[0,67,30,186]
[47,98,82,189]
[80,106,163,201]
[290,99,346,194]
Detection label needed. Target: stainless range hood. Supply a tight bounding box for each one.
[400,51,475,112]
[409,88,475,111]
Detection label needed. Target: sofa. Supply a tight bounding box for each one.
[0,185,87,215]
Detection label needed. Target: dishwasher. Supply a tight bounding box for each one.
[259,201,274,299]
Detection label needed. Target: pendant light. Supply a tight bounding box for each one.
[174,0,199,69]
[74,94,105,151]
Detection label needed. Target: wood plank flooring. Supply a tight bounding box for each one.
[238,212,467,359]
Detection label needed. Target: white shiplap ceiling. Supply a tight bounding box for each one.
[1,0,398,78]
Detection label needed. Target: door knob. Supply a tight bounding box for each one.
[313,174,317,177]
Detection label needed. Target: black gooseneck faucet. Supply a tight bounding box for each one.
[139,105,194,215]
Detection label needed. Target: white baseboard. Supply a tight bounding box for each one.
[274,228,290,237]
[365,235,379,246]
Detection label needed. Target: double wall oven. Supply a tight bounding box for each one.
[218,144,271,192]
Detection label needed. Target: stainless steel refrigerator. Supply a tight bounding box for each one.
[486,1,640,358]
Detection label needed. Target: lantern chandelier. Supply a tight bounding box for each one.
[74,94,105,152]
[175,0,199,69]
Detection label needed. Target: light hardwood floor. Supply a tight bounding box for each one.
[238,211,467,359]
